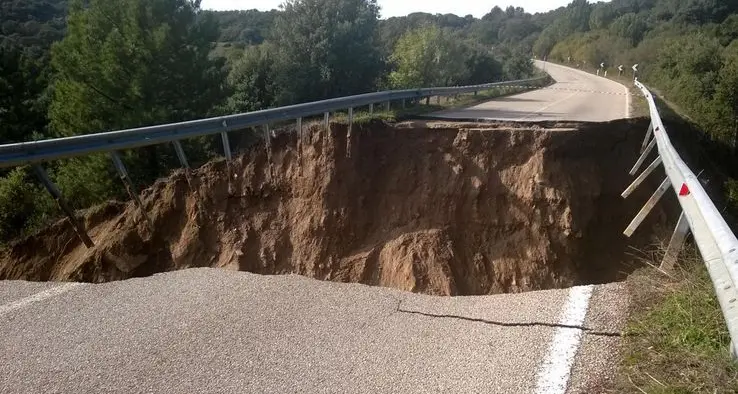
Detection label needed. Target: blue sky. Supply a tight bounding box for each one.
[201,0,575,18]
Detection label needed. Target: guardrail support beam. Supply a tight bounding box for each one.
[32,164,94,248]
[624,177,671,237]
[622,157,663,198]
[641,122,654,153]
[385,101,390,111]
[172,140,189,169]
[296,117,303,142]
[661,212,690,271]
[324,112,330,130]
[368,103,373,114]
[110,151,153,230]
[220,131,232,161]
[630,137,657,176]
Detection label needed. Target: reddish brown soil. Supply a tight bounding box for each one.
[0,119,672,295]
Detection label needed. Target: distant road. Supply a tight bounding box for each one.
[431,61,631,122]
[0,270,626,393]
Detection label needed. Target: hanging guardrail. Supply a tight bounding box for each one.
[624,80,738,358]
[0,76,548,249]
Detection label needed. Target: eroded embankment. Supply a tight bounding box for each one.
[0,119,671,295]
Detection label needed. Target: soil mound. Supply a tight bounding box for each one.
[0,119,671,295]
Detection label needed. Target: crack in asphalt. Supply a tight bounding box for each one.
[395,301,622,338]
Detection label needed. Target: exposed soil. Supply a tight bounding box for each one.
[0,119,674,295]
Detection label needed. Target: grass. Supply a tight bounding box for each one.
[611,246,738,394]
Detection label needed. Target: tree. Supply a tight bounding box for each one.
[388,25,468,89]
[714,43,738,147]
[227,43,276,113]
[50,0,227,136]
[271,0,383,105]
[48,0,228,203]
[609,13,649,45]
[0,44,48,143]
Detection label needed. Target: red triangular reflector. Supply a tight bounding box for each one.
[679,183,690,196]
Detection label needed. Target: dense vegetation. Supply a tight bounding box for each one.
[0,0,536,244]
[534,0,738,217]
[1,0,737,244]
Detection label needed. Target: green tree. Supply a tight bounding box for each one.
[0,167,55,244]
[50,0,226,137]
[714,43,738,147]
[388,25,468,88]
[0,44,49,143]
[48,0,227,204]
[227,43,276,113]
[271,0,383,105]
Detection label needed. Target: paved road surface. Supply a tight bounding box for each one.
[0,63,632,393]
[0,270,627,394]
[431,61,630,122]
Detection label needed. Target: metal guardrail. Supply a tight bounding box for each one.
[625,80,738,358]
[0,77,546,168]
[0,76,548,247]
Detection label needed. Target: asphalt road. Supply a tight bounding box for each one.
[431,61,631,122]
[0,270,627,394]
[0,62,632,393]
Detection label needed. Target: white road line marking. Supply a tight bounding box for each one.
[0,283,83,317]
[534,285,594,394]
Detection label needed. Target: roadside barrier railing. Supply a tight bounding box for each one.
[625,80,738,358]
[0,76,549,248]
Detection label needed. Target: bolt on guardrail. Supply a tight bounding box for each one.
[623,80,738,358]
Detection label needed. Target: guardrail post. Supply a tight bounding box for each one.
[347,107,354,158]
[324,112,330,130]
[369,103,373,115]
[384,101,390,111]
[110,151,153,230]
[296,117,303,148]
[622,157,663,198]
[263,124,274,182]
[172,140,189,169]
[641,123,654,153]
[624,177,671,237]
[220,131,232,161]
[32,164,94,248]
[401,99,406,109]
[425,97,430,105]
[661,212,690,271]
[630,137,657,176]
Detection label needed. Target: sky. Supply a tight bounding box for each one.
[200,0,574,18]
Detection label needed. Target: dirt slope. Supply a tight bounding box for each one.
[0,119,671,295]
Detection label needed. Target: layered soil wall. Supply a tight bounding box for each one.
[0,119,671,295]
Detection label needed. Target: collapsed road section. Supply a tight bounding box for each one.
[0,119,672,295]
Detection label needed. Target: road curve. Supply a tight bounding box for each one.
[431,61,631,122]
[0,270,627,394]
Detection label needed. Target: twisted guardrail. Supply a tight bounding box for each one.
[0,76,548,248]
[624,80,738,358]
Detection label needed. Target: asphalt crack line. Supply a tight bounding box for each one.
[0,283,84,317]
[395,304,619,338]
